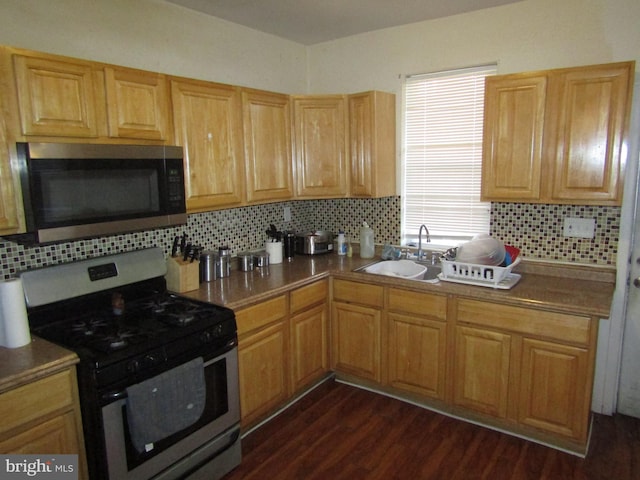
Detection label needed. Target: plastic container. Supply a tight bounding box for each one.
[337,230,347,256]
[455,234,506,266]
[359,222,375,259]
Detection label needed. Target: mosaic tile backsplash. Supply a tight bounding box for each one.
[0,197,619,279]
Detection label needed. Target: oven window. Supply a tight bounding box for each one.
[123,358,229,470]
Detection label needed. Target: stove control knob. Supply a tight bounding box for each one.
[200,330,213,343]
[128,359,141,373]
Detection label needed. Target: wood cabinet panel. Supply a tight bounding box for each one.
[388,288,447,321]
[332,279,383,308]
[236,295,287,336]
[293,95,347,198]
[290,279,328,314]
[518,338,589,440]
[242,89,293,203]
[105,67,171,141]
[238,321,289,427]
[0,411,80,454]
[290,303,329,392]
[481,74,546,200]
[171,79,244,211]
[0,115,20,234]
[456,298,591,345]
[388,312,446,399]
[13,55,99,137]
[454,325,511,418]
[348,91,396,197]
[549,63,632,202]
[331,301,382,382]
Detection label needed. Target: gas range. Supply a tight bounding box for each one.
[19,248,241,480]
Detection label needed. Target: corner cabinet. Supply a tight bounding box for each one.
[348,91,396,197]
[241,88,294,203]
[171,79,244,211]
[482,61,634,205]
[292,95,348,198]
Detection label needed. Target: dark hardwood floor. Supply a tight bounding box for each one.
[223,379,640,479]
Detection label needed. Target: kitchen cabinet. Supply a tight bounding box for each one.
[289,280,329,393]
[0,368,87,478]
[236,295,289,428]
[12,53,101,138]
[454,298,595,443]
[171,79,244,211]
[104,67,172,141]
[482,61,634,205]
[348,91,396,197]
[331,279,384,383]
[387,288,447,400]
[241,88,294,203]
[292,95,348,198]
[0,116,20,235]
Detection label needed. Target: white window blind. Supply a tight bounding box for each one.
[402,64,496,246]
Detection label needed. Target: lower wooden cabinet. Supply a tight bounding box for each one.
[331,279,384,383]
[453,325,511,418]
[0,368,87,478]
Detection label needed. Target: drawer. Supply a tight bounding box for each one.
[456,298,591,345]
[236,295,287,336]
[388,288,447,321]
[290,280,328,314]
[0,369,74,435]
[333,279,384,308]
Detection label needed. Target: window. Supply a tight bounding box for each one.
[402,64,496,247]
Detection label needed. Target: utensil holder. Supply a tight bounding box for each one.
[166,257,200,292]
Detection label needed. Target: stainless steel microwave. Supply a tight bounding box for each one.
[6,142,187,245]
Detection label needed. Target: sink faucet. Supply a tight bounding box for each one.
[417,224,430,260]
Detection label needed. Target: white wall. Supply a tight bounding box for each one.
[307,0,640,94]
[0,0,308,93]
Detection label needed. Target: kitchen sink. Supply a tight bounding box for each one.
[354,259,441,283]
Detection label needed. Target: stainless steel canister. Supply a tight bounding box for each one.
[199,250,218,282]
[216,246,231,278]
[237,252,254,272]
[254,251,269,268]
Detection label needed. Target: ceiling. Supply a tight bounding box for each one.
[164,0,523,45]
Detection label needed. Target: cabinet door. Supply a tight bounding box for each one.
[0,119,20,234]
[238,321,289,428]
[171,79,244,211]
[293,95,347,198]
[242,89,293,203]
[549,63,632,204]
[388,312,446,400]
[290,303,329,392]
[349,91,396,197]
[518,338,590,440]
[454,325,511,418]
[481,74,546,201]
[331,301,382,382]
[104,67,171,141]
[13,55,99,137]
[0,411,80,454]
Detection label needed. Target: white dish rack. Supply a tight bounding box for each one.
[438,256,522,289]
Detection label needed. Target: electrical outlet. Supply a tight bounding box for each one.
[563,217,596,239]
[283,206,292,222]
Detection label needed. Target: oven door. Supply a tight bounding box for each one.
[102,347,240,480]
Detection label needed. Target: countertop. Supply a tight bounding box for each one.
[183,253,616,319]
[0,336,78,394]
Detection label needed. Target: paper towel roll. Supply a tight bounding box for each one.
[265,241,283,264]
[0,278,31,348]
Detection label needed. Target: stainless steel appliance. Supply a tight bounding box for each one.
[20,248,240,480]
[7,142,187,245]
[294,231,334,255]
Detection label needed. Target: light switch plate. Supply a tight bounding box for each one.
[283,206,292,222]
[563,217,596,239]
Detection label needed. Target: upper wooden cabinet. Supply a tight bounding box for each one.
[292,95,348,198]
[241,88,294,203]
[104,67,172,141]
[171,79,244,212]
[482,61,634,205]
[13,54,101,138]
[348,91,396,197]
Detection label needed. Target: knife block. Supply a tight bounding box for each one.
[165,257,200,293]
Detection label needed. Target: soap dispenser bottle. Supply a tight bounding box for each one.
[359,222,375,259]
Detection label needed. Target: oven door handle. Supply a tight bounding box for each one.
[103,389,128,403]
